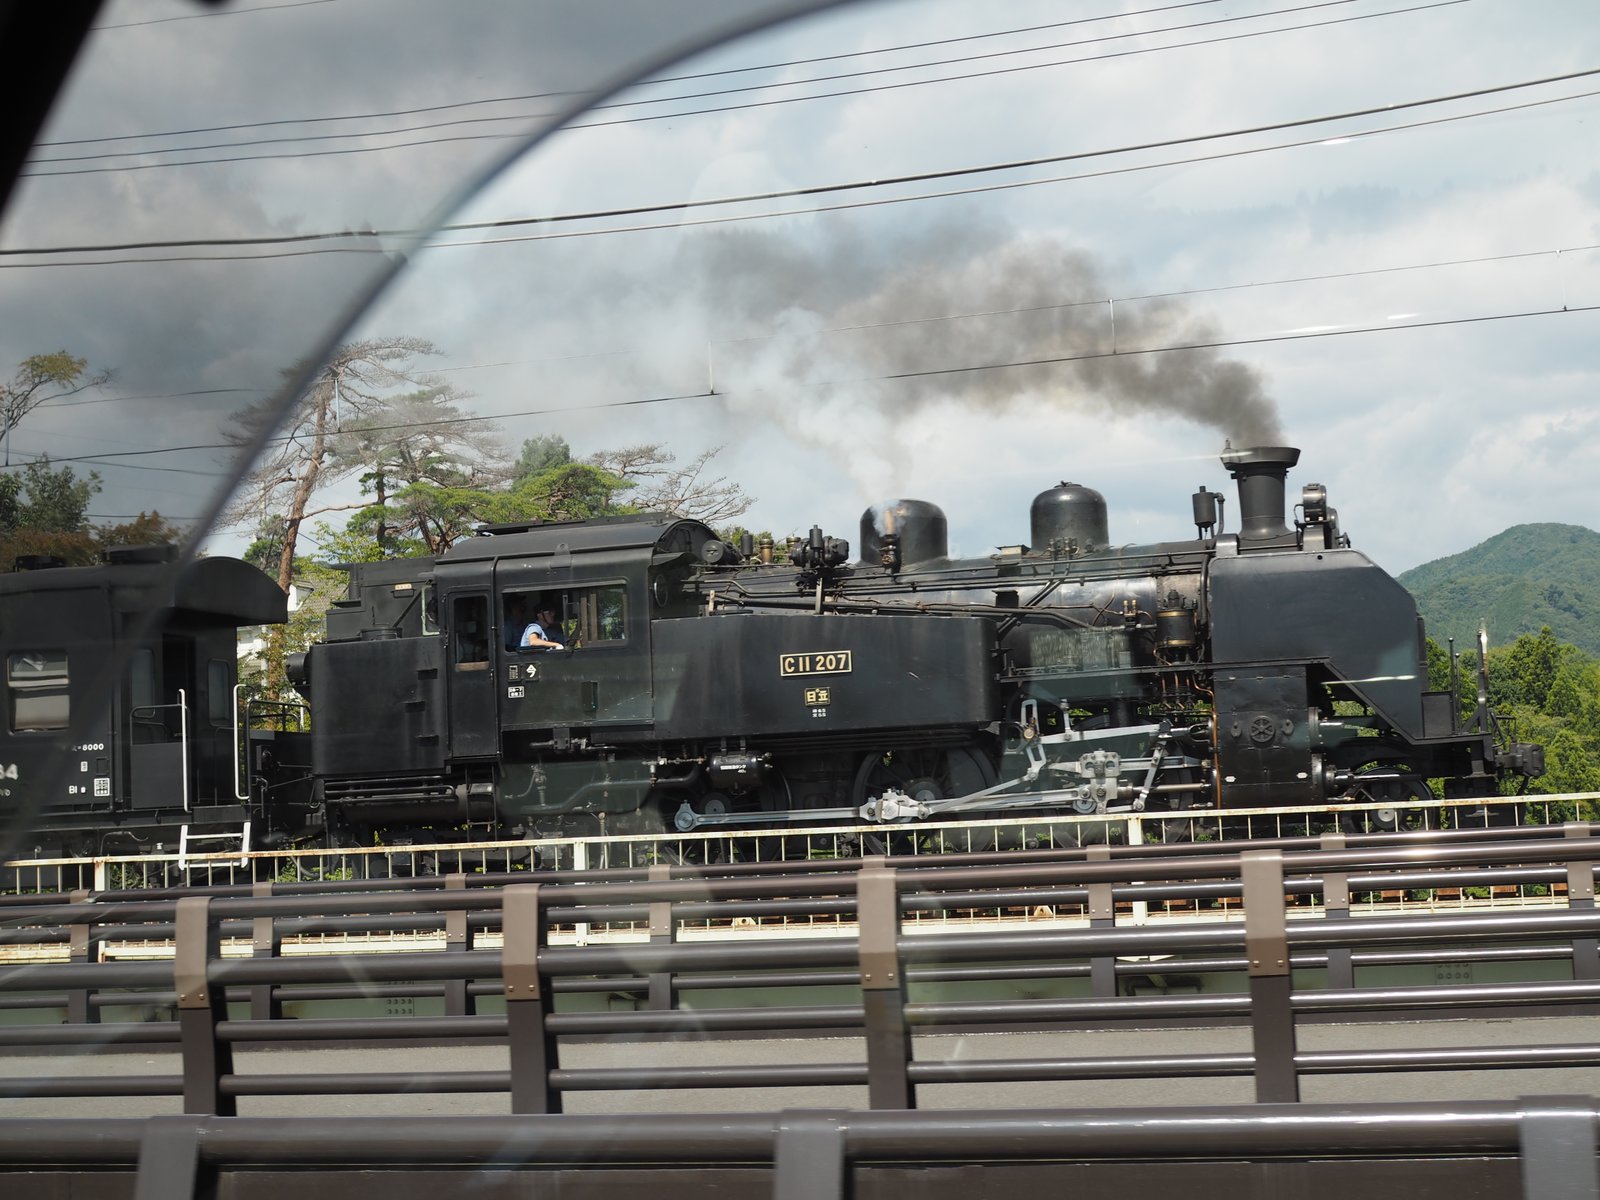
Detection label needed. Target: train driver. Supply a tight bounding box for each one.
[519,605,566,651]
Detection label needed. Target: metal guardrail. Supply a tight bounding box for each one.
[6,791,1598,894]
[0,1099,1596,1199]
[2,828,1600,1109]
[5,828,1600,1197]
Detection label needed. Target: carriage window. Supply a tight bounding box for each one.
[207,660,232,725]
[8,650,69,733]
[451,595,489,665]
[572,585,627,645]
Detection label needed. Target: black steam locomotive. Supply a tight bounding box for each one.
[0,445,1545,858]
[282,444,1542,846]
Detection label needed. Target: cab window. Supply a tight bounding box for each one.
[502,585,627,648]
[451,596,489,665]
[572,585,627,646]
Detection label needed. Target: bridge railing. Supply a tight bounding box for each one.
[0,1099,1596,1200]
[1,826,1599,1118]
[5,791,1597,895]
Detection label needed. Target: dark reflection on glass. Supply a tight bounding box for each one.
[0,0,855,856]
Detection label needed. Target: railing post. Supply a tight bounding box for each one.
[503,883,560,1113]
[1519,1097,1600,1200]
[857,857,912,1110]
[1241,849,1298,1103]
[175,895,235,1116]
[1085,844,1116,997]
[775,1111,847,1200]
[250,880,281,1022]
[1319,832,1353,989]
[66,888,98,1025]
[133,1115,210,1200]
[1565,824,1599,981]
[647,863,676,1011]
[443,873,470,1016]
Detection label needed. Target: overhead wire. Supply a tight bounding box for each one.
[6,64,1594,264]
[19,0,1469,178]
[18,236,1599,432]
[91,0,346,31]
[36,0,1363,167]
[14,300,1598,470]
[48,0,1227,148]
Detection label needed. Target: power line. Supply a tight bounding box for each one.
[36,0,1357,167]
[49,1,1225,148]
[873,304,1600,386]
[20,239,1595,417]
[19,0,1466,179]
[427,83,1600,251]
[0,445,228,476]
[17,301,1597,470]
[7,62,1589,262]
[36,386,262,412]
[92,0,346,32]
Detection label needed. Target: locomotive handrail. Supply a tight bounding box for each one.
[232,683,245,801]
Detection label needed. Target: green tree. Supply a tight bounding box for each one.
[512,434,572,480]
[0,456,95,532]
[480,460,632,525]
[0,351,110,466]
[333,385,507,555]
[588,442,752,524]
[225,336,444,593]
[1489,626,1564,710]
[0,457,178,569]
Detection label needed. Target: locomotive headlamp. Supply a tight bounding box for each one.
[1301,483,1329,524]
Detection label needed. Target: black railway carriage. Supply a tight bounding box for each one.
[0,546,289,856]
[293,445,1544,845]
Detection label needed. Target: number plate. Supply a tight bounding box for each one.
[779,651,852,676]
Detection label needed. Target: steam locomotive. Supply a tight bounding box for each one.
[284,443,1542,846]
[0,444,1544,858]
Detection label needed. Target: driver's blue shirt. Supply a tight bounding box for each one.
[520,621,564,648]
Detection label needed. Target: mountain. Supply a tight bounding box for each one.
[1398,523,1600,656]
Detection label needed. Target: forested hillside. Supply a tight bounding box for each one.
[1433,629,1600,798]
[1401,524,1600,656]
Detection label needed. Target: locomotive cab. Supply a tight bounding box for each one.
[441,515,716,751]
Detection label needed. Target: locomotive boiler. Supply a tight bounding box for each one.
[288,444,1544,844]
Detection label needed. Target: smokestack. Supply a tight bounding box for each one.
[1220,445,1301,541]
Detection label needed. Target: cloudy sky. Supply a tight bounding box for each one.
[4,0,1597,577]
